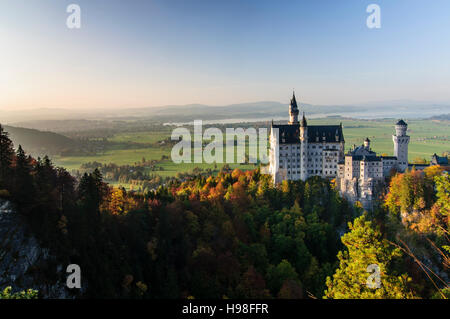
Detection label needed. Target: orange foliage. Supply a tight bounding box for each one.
[424,165,443,179]
[231,168,243,179]
[229,181,250,207]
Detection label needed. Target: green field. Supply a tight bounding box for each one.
[52,118,449,183]
[326,118,449,159]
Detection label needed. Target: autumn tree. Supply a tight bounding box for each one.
[434,172,449,220]
[235,266,271,299]
[385,168,435,216]
[108,187,137,215]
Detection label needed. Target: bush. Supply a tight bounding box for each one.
[0,286,38,299]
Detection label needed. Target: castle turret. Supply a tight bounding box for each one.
[300,112,308,181]
[288,92,299,125]
[269,123,280,183]
[392,119,410,172]
[364,137,370,149]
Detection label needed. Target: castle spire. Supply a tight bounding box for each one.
[290,91,298,109]
[300,112,307,127]
[288,91,299,125]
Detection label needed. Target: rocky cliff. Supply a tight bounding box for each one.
[0,200,73,298]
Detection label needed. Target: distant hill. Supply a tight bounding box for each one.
[3,125,76,157]
[131,101,360,121]
[427,114,450,121]
[11,119,119,133]
[6,100,450,131]
[8,102,363,132]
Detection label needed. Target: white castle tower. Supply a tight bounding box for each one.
[392,119,410,172]
[269,92,344,185]
[288,92,299,124]
[364,137,370,149]
[300,113,308,181]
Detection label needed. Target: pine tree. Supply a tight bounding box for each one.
[0,125,14,189]
[13,145,35,206]
[56,167,76,211]
[77,168,108,222]
[324,214,415,299]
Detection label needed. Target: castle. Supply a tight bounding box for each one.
[269,93,410,208]
[269,93,345,183]
[337,119,409,208]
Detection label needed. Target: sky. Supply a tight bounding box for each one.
[1,0,450,110]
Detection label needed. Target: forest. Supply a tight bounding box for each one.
[0,124,448,299]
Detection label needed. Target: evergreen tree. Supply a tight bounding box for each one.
[77,168,108,221]
[56,167,76,211]
[13,145,35,206]
[324,214,415,299]
[267,259,302,296]
[0,124,14,189]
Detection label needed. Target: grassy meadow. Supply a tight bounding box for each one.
[52,118,449,188]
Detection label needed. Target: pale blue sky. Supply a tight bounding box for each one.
[1,0,450,109]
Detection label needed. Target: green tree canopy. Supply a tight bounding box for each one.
[324,214,415,299]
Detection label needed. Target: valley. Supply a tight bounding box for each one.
[5,117,448,191]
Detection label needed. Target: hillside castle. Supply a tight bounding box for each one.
[269,93,410,208]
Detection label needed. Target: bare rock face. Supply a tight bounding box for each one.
[0,200,73,298]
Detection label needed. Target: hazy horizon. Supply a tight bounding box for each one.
[3,98,450,113]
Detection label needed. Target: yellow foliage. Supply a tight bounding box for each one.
[424,165,443,179]
[136,281,148,295]
[109,188,138,215]
[231,168,243,179]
